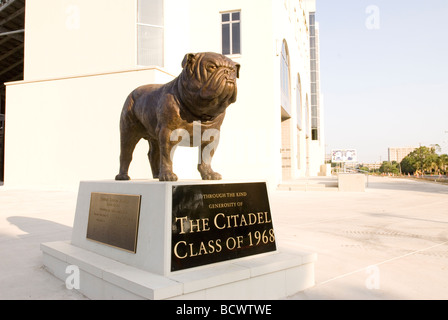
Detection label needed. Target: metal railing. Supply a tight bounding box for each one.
[413,175,448,183]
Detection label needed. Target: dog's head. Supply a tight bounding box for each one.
[179,52,240,121]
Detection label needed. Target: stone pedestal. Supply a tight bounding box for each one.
[41,180,316,300]
[338,173,366,192]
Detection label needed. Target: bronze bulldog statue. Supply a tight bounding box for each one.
[115,52,240,181]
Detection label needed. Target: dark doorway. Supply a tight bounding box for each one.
[0,0,25,183]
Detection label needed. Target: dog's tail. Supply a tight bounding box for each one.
[123,92,135,114]
[119,92,137,132]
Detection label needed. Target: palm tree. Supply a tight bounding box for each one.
[426,153,440,174]
[439,154,448,175]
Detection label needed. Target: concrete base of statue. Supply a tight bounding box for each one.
[41,180,316,300]
[338,173,366,192]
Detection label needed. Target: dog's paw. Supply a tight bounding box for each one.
[159,171,178,181]
[201,171,222,180]
[115,173,131,181]
[198,164,222,180]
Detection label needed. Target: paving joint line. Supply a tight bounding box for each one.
[316,241,448,287]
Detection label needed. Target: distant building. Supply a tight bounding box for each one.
[388,147,417,163]
[360,162,382,171]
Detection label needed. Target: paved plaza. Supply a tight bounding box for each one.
[0,176,447,300]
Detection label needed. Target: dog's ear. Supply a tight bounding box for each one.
[181,53,196,69]
[235,63,241,78]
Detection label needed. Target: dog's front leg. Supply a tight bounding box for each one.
[158,127,178,181]
[198,130,222,180]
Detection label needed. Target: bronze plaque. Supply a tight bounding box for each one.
[86,192,141,253]
[171,182,276,271]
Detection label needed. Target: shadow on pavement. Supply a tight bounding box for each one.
[6,216,72,242]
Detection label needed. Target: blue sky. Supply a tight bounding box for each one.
[316,0,448,162]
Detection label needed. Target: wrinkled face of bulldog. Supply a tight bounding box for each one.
[180,52,240,120]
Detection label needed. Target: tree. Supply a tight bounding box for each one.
[400,156,416,175]
[427,153,440,174]
[412,146,432,173]
[439,154,448,174]
[401,146,448,175]
[379,161,399,175]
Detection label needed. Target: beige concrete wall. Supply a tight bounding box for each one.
[5,0,323,190]
[24,0,137,80]
[185,0,281,186]
[5,68,174,189]
[273,0,320,178]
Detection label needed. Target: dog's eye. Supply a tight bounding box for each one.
[207,65,217,72]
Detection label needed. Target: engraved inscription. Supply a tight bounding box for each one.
[171,183,276,271]
[87,192,141,253]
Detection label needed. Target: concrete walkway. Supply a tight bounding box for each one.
[0,176,447,300]
[272,176,448,300]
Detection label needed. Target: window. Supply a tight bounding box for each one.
[296,75,302,130]
[311,128,318,141]
[221,11,241,55]
[280,40,291,117]
[137,0,164,67]
[309,12,319,141]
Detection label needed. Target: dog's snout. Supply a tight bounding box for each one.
[224,68,237,79]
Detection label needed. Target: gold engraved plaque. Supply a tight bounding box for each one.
[86,192,141,253]
[171,182,276,271]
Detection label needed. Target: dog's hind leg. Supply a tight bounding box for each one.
[148,139,160,179]
[115,129,141,181]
